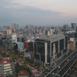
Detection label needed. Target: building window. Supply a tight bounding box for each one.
[35,40,45,63]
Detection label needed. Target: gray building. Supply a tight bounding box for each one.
[34,33,67,65]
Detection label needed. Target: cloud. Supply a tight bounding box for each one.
[1,0,77,16]
[0,0,62,25]
[0,5,66,26]
[0,0,77,26]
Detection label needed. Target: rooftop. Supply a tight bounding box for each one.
[36,33,65,42]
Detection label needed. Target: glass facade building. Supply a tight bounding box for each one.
[34,34,67,65]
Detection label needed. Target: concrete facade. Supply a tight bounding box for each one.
[35,34,67,65]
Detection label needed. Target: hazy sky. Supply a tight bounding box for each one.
[10,0,77,16]
[0,0,77,26]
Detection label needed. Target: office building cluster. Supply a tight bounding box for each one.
[0,23,77,77]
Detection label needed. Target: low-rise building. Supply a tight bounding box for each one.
[18,70,29,77]
[65,30,77,50]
